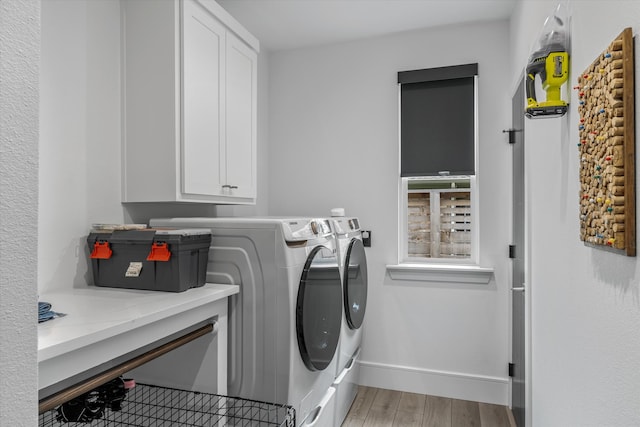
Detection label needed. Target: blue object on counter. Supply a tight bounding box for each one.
[39,301,66,323]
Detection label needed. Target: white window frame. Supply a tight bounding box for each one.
[390,75,493,283]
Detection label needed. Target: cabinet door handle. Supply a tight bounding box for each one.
[222,185,238,190]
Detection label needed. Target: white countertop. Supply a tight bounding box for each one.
[38,283,238,391]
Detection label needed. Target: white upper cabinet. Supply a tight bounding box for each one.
[122,0,258,204]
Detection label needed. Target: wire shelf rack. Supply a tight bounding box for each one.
[39,383,295,427]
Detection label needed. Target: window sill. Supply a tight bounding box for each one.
[386,263,494,285]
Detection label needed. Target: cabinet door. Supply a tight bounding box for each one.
[182,0,226,197]
[225,33,257,199]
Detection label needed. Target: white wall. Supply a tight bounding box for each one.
[268,21,512,404]
[39,0,124,292]
[0,0,40,423]
[512,1,640,426]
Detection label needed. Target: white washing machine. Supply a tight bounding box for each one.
[149,217,341,426]
[329,216,368,426]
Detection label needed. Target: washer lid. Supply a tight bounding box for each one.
[296,245,342,371]
[344,238,367,330]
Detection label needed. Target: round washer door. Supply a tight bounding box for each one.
[344,238,368,329]
[296,245,343,371]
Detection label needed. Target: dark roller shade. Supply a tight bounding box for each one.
[398,63,478,85]
[399,64,477,177]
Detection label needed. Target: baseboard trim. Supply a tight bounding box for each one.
[358,360,509,405]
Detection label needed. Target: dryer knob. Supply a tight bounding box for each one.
[310,221,318,235]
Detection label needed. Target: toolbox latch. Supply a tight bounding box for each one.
[147,242,171,262]
[90,241,113,259]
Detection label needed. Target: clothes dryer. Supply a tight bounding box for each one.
[329,216,368,426]
[149,217,341,426]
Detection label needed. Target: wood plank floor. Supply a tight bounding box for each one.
[342,386,515,427]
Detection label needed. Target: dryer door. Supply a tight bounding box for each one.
[344,238,367,329]
[296,245,342,371]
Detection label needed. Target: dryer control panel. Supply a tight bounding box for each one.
[282,218,333,242]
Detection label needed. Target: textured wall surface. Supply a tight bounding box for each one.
[0,0,40,424]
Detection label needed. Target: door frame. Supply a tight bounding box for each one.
[510,74,533,427]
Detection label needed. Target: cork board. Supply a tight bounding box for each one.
[577,28,636,256]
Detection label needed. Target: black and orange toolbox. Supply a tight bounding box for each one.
[87,226,211,292]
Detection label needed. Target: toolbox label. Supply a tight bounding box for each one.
[125,262,143,278]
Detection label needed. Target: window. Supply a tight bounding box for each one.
[402,176,477,263]
[398,64,478,264]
